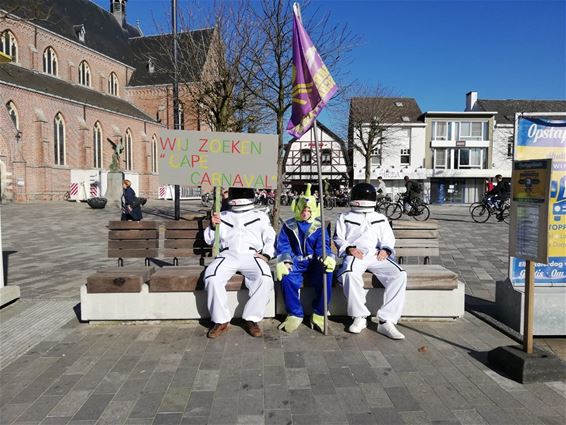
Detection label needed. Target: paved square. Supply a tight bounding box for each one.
[1,201,564,424]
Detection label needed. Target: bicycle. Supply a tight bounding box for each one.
[201,192,213,208]
[323,196,336,210]
[375,195,393,214]
[470,198,510,223]
[385,196,430,221]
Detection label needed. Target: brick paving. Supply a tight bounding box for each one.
[0,200,565,425]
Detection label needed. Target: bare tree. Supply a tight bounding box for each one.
[239,0,358,228]
[144,1,265,133]
[348,86,406,183]
[0,0,54,23]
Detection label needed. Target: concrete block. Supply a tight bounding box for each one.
[495,278,566,336]
[488,345,566,383]
[80,283,275,321]
[0,285,20,308]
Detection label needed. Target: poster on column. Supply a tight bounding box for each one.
[509,115,566,286]
[158,130,278,190]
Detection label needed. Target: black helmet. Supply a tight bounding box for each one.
[228,187,255,211]
[350,183,376,209]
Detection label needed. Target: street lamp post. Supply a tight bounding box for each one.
[172,0,181,220]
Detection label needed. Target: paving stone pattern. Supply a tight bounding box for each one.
[0,201,564,425]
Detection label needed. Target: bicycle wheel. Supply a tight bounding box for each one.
[468,202,481,213]
[385,203,403,220]
[412,204,430,221]
[471,205,490,223]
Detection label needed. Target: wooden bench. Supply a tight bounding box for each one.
[80,218,276,321]
[393,220,439,264]
[274,219,464,320]
[108,221,159,266]
[163,219,211,266]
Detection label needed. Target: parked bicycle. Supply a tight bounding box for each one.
[385,195,430,221]
[470,197,510,223]
[323,196,336,210]
[375,195,393,214]
[201,191,213,208]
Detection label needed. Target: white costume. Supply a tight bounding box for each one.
[204,208,275,324]
[334,210,406,323]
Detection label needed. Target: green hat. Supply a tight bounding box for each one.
[291,183,320,223]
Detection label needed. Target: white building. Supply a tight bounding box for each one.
[349,97,427,197]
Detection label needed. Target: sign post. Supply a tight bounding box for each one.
[509,158,552,353]
[488,156,565,383]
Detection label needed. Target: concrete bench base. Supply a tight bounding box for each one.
[80,283,276,321]
[274,281,464,320]
[274,265,464,320]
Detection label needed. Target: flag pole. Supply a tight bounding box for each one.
[313,121,328,335]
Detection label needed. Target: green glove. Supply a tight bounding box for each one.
[276,262,291,281]
[322,256,336,272]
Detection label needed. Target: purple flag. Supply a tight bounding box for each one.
[286,3,338,138]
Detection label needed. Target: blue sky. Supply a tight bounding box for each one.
[94,0,565,112]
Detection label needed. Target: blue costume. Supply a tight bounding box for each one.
[275,184,336,333]
[277,218,333,317]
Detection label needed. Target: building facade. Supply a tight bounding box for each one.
[0,0,216,201]
[349,97,427,198]
[283,122,349,191]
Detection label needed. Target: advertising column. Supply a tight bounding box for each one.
[510,115,566,286]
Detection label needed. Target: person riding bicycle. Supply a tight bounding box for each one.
[402,176,422,215]
[486,174,511,221]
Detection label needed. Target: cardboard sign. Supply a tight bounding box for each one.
[158,130,278,190]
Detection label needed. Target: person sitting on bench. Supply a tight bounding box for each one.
[334,183,407,339]
[276,184,336,333]
[204,187,276,339]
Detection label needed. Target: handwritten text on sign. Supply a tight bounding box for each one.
[158,130,278,189]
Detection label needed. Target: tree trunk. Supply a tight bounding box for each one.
[365,149,372,183]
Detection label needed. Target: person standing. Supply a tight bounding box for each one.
[121,179,142,221]
[203,187,276,339]
[375,176,387,199]
[334,183,407,339]
[276,184,335,333]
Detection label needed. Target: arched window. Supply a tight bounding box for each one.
[78,60,91,87]
[93,122,103,168]
[0,30,18,62]
[54,113,65,165]
[108,72,119,95]
[124,129,133,170]
[6,101,19,130]
[43,47,58,76]
[151,134,158,173]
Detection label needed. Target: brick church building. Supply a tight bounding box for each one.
[0,0,218,201]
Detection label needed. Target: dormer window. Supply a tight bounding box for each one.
[395,102,404,107]
[401,116,410,122]
[74,25,86,43]
[147,57,155,74]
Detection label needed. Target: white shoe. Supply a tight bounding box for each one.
[377,322,405,340]
[348,317,367,334]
